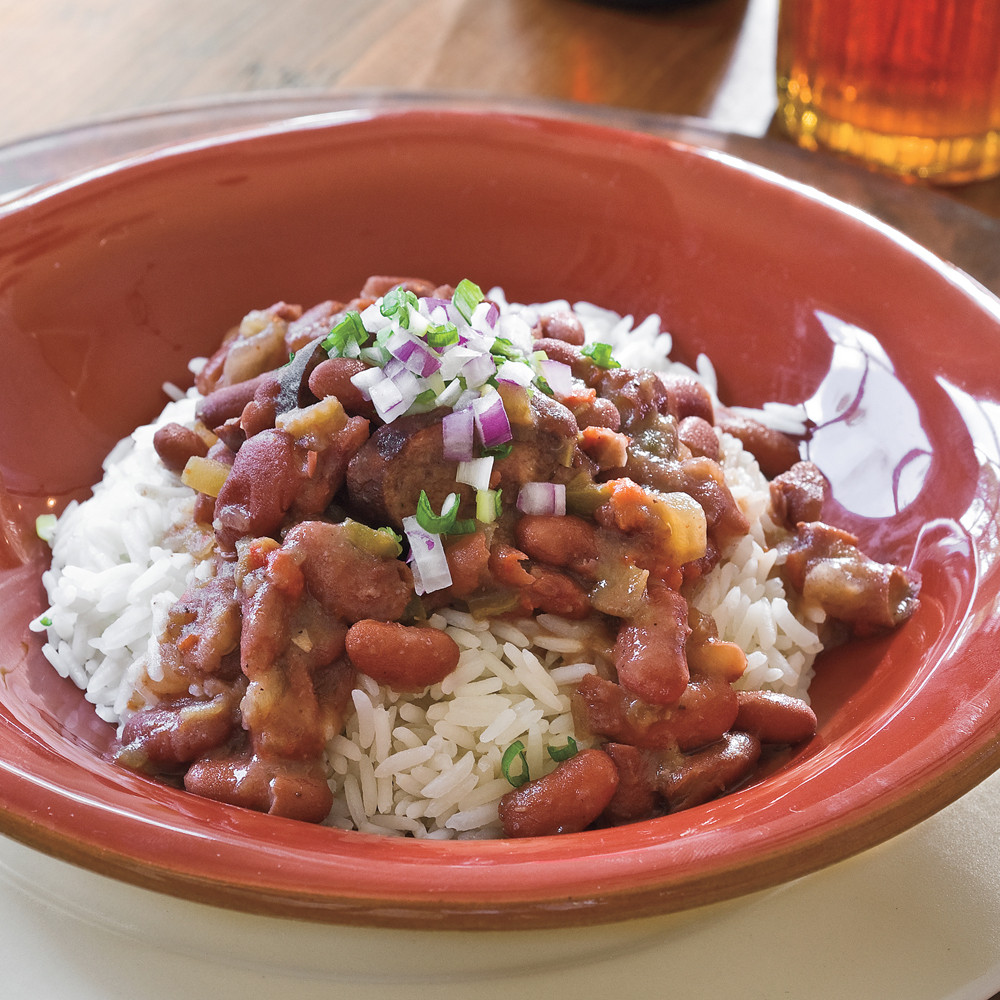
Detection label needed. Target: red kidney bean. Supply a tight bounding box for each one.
[532,311,586,346]
[308,357,378,419]
[119,692,237,768]
[360,275,437,298]
[573,673,738,752]
[213,429,303,549]
[239,378,282,438]
[184,748,334,823]
[658,374,715,423]
[613,587,691,705]
[345,620,461,691]
[715,413,801,478]
[499,749,620,838]
[734,690,818,745]
[658,731,761,812]
[600,742,658,824]
[677,415,720,461]
[532,337,591,381]
[196,371,273,430]
[152,422,209,473]
[515,513,599,577]
[574,395,621,431]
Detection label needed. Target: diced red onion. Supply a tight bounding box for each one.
[422,297,452,315]
[456,456,494,491]
[495,312,533,346]
[389,364,421,402]
[516,482,566,516]
[386,330,441,377]
[495,360,534,387]
[402,516,453,595]
[349,365,383,400]
[360,301,392,332]
[439,345,479,381]
[461,351,497,389]
[452,387,480,411]
[539,359,575,396]
[472,391,512,447]
[436,379,465,409]
[369,376,407,422]
[471,300,499,332]
[442,407,475,461]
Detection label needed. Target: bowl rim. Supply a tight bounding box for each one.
[3,99,1000,929]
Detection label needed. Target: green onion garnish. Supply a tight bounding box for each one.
[380,287,419,327]
[580,342,621,369]
[547,737,578,762]
[322,311,368,357]
[427,322,459,349]
[39,616,52,628]
[414,490,462,534]
[475,488,502,524]
[481,442,513,460]
[489,337,522,361]
[452,278,484,323]
[501,740,530,787]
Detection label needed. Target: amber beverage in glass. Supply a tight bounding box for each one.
[776,0,1000,184]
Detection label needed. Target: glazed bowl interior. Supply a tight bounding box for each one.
[1,107,1000,928]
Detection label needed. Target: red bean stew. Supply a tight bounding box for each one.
[115,276,920,836]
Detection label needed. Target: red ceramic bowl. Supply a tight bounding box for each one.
[1,106,1000,929]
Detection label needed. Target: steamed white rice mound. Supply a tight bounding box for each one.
[31,296,826,839]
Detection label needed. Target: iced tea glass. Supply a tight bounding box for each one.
[776,0,1000,184]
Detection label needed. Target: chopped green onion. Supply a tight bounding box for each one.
[414,490,462,534]
[426,322,459,349]
[534,375,554,396]
[481,442,513,459]
[452,278,484,323]
[380,287,419,327]
[322,311,368,357]
[359,345,389,367]
[580,341,621,369]
[547,737,578,762]
[35,514,57,542]
[490,337,522,361]
[475,488,502,524]
[39,615,52,628]
[501,740,530,787]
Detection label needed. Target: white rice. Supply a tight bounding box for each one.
[30,296,826,837]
